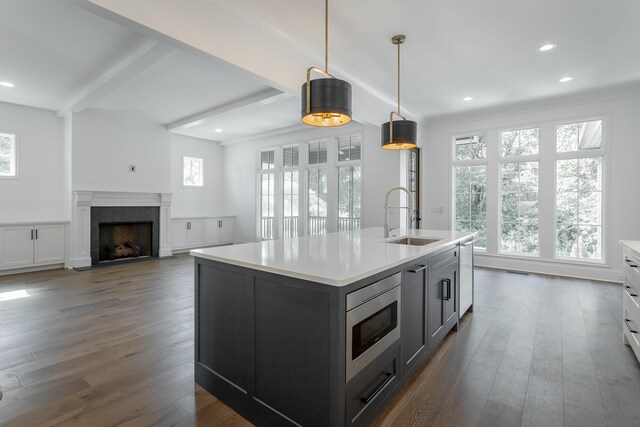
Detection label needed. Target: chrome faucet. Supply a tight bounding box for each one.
[384,186,416,238]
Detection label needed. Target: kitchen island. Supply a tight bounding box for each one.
[191,227,474,426]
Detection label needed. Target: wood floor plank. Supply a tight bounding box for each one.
[1,257,639,426]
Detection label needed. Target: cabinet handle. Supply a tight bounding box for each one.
[624,285,638,298]
[219,220,222,228]
[360,372,394,404]
[187,222,191,230]
[625,258,638,268]
[443,278,451,301]
[30,229,34,240]
[408,265,427,273]
[35,229,38,239]
[625,319,638,334]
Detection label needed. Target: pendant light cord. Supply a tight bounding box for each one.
[397,40,401,115]
[324,0,328,74]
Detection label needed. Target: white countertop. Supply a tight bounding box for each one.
[621,240,640,258]
[191,227,474,287]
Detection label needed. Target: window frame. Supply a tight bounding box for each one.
[553,117,607,264]
[498,126,541,256]
[182,156,204,188]
[452,132,488,252]
[0,132,18,179]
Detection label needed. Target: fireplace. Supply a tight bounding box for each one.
[98,222,152,263]
[90,207,160,265]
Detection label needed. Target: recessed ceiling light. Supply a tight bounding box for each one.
[214,128,222,133]
[0,81,14,88]
[462,96,474,102]
[559,76,574,83]
[538,43,557,52]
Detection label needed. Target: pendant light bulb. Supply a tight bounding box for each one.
[381,34,417,150]
[301,0,352,127]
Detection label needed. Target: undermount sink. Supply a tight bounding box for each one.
[388,237,441,246]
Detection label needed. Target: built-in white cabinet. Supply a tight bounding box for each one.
[622,242,640,364]
[0,223,66,270]
[172,217,235,251]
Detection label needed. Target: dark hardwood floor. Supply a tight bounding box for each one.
[0,255,638,426]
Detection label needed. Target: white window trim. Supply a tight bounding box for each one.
[0,132,18,180]
[182,156,204,188]
[449,114,610,266]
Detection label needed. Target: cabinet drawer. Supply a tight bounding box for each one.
[346,345,399,426]
[624,255,640,288]
[430,247,457,271]
[623,317,640,362]
[624,288,640,326]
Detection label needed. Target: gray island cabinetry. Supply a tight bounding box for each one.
[191,228,474,426]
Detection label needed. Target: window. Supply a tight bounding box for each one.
[0,132,17,177]
[407,148,420,228]
[337,135,362,232]
[338,165,361,231]
[500,128,539,254]
[256,134,363,240]
[282,145,300,238]
[308,169,328,235]
[453,135,487,249]
[259,150,275,240]
[183,157,203,187]
[555,120,603,260]
[308,141,327,165]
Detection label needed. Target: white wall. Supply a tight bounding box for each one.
[422,90,640,281]
[0,102,67,221]
[170,134,226,218]
[71,109,171,193]
[224,123,401,242]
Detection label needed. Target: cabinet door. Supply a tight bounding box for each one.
[218,218,234,243]
[34,224,65,265]
[442,265,458,327]
[1,226,34,268]
[171,220,188,249]
[186,220,205,247]
[402,263,427,374]
[205,219,220,245]
[428,270,445,343]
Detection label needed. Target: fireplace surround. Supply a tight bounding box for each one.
[70,191,172,269]
[91,207,159,265]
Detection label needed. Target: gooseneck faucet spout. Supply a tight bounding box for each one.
[384,186,416,238]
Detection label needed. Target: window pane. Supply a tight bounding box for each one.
[183,157,203,186]
[260,172,275,240]
[557,120,602,152]
[501,128,539,157]
[283,171,299,238]
[261,150,275,169]
[338,138,350,162]
[338,165,361,231]
[500,161,539,254]
[283,146,299,167]
[0,133,15,176]
[308,169,328,235]
[338,136,361,162]
[455,135,486,160]
[308,141,327,165]
[555,157,602,259]
[455,165,487,250]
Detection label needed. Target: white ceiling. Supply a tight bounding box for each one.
[247,0,640,119]
[2,0,640,142]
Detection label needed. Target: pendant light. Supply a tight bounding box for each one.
[381,34,417,150]
[301,0,352,127]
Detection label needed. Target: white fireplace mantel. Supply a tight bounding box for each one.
[69,191,172,269]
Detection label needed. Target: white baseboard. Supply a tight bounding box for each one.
[475,253,622,283]
[0,263,65,276]
[68,257,91,269]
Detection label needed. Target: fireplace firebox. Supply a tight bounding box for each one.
[91,207,159,265]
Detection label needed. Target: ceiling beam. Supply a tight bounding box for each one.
[57,38,172,116]
[166,88,289,131]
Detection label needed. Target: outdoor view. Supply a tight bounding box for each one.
[0,132,16,176]
[454,135,487,249]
